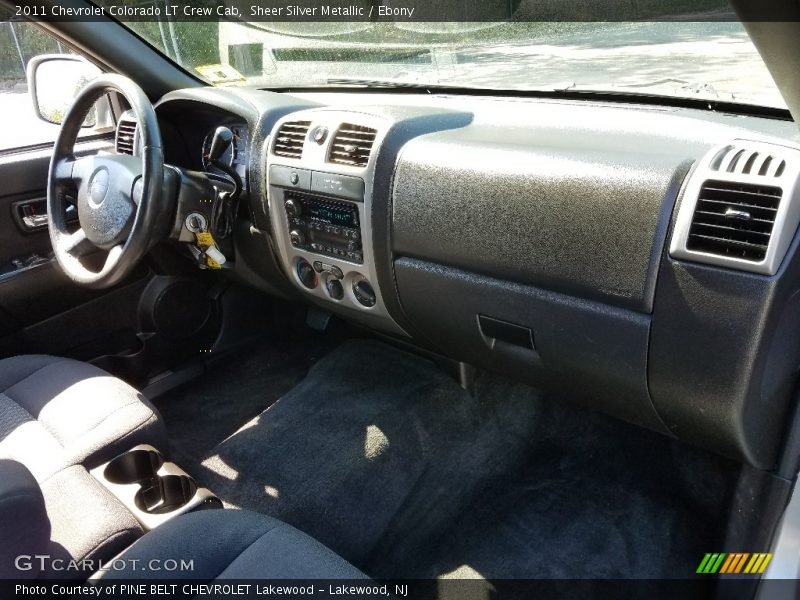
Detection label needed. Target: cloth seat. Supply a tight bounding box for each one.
[99,509,368,580]
[0,356,166,577]
[0,459,144,579]
[0,355,167,481]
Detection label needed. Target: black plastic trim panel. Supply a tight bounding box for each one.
[370,109,473,332]
[649,204,800,469]
[394,256,671,435]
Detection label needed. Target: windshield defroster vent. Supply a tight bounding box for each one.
[710,145,787,178]
[328,123,377,167]
[272,120,311,159]
[686,181,782,262]
[115,118,137,155]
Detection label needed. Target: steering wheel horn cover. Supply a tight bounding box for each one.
[48,74,163,288]
[75,156,139,249]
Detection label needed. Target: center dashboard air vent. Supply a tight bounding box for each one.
[272,120,310,159]
[328,123,377,167]
[115,117,137,155]
[670,140,800,275]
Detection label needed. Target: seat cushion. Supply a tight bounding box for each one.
[0,355,167,481]
[99,509,368,580]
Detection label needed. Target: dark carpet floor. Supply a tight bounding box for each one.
[191,339,542,571]
[156,338,740,584]
[397,389,737,581]
[156,337,341,471]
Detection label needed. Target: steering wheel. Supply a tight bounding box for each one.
[48,74,164,289]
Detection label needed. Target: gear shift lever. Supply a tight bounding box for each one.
[208,126,234,163]
[205,126,243,238]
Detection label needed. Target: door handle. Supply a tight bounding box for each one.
[11,197,77,232]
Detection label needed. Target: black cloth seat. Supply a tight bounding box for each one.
[0,355,167,481]
[0,459,143,580]
[99,509,368,580]
[0,356,167,578]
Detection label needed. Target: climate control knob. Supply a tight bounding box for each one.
[285,199,301,218]
[353,279,376,308]
[296,259,317,289]
[289,229,305,247]
[326,278,344,300]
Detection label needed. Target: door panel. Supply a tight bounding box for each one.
[0,139,152,358]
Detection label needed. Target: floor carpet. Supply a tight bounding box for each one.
[156,338,739,585]
[155,337,341,471]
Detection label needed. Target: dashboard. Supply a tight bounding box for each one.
[117,85,800,472]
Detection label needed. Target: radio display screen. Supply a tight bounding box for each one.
[307,203,358,228]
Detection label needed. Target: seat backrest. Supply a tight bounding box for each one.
[0,459,51,579]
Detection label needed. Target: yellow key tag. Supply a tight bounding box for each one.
[196,232,214,248]
[206,256,222,269]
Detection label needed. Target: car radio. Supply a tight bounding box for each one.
[283,192,363,263]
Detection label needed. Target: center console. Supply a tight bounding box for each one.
[266,110,406,335]
[91,445,221,530]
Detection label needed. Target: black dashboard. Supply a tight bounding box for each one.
[123,86,800,471]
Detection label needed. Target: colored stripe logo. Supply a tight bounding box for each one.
[697,553,772,575]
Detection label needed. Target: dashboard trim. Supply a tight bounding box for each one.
[265,108,407,335]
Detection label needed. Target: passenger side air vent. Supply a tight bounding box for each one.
[686,180,782,262]
[115,118,137,155]
[272,120,310,159]
[671,140,800,275]
[328,123,377,167]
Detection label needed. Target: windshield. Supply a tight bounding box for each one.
[111,17,786,110]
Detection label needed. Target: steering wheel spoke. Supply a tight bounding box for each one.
[52,156,76,184]
[102,244,124,275]
[63,228,93,258]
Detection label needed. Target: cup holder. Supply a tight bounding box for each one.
[104,449,165,484]
[96,445,218,525]
[134,475,198,515]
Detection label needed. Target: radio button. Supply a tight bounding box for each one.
[285,199,301,217]
[289,229,305,247]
